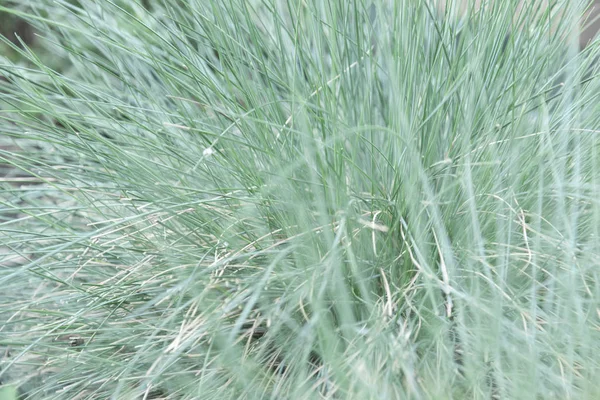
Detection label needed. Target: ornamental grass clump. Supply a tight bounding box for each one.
[1,1,599,399]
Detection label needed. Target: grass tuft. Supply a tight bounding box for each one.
[1,1,600,399]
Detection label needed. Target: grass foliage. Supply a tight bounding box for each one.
[1,0,600,398]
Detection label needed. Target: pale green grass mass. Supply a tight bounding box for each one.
[0,1,599,399]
